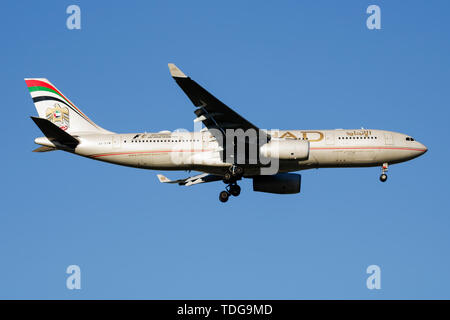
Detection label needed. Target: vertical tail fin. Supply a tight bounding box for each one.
[25,78,112,134]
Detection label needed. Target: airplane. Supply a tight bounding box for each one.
[27,64,428,203]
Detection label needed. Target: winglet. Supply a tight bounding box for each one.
[168,63,187,78]
[157,174,171,183]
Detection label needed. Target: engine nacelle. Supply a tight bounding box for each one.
[253,173,301,194]
[259,140,309,160]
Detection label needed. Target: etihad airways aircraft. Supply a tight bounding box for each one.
[27,64,427,202]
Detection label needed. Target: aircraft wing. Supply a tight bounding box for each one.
[157,173,223,186]
[168,63,270,144]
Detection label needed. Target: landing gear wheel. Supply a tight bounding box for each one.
[219,191,230,203]
[234,166,244,177]
[229,184,241,197]
[224,172,232,183]
[380,163,388,182]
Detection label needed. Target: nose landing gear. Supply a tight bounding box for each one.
[379,163,388,182]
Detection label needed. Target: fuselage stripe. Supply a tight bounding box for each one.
[88,146,425,159]
[89,149,214,158]
[310,147,426,152]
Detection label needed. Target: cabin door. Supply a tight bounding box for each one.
[112,135,121,149]
[384,133,393,145]
[326,132,335,145]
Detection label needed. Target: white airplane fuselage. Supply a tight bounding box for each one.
[43,128,427,176]
[27,70,427,201]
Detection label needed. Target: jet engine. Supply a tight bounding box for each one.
[259,140,309,160]
[253,173,301,194]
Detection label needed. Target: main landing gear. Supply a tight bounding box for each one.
[219,184,241,203]
[379,163,388,182]
[219,166,243,203]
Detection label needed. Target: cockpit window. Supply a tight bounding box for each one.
[406,137,415,141]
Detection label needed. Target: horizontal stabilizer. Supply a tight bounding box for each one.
[157,174,179,184]
[31,116,79,149]
[32,146,56,152]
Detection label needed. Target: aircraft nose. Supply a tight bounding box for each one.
[418,142,428,155]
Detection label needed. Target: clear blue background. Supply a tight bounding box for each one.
[0,1,448,299]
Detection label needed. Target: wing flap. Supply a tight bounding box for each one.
[157,173,222,186]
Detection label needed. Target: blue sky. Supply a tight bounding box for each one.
[1,0,449,299]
